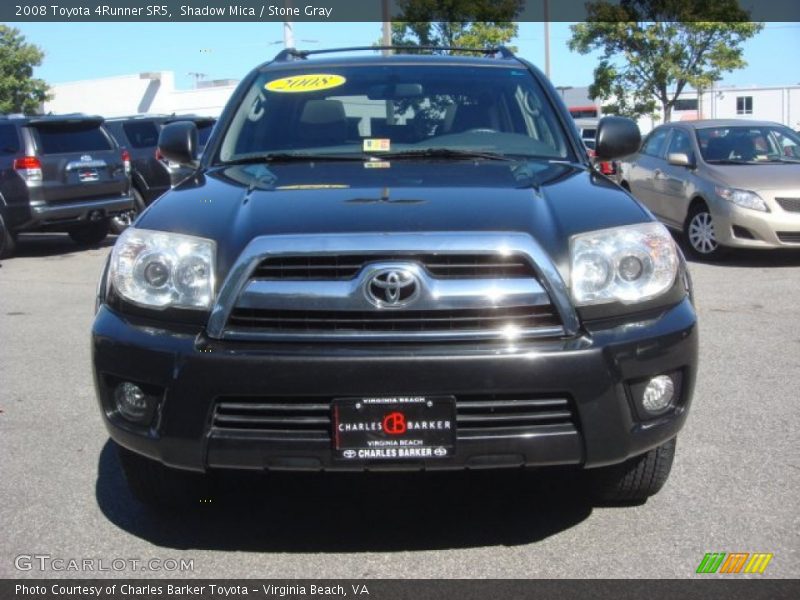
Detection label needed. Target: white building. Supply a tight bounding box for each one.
[44,71,237,118]
[670,85,800,128]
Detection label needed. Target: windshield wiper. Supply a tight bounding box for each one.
[379,148,518,162]
[759,157,800,164]
[222,153,367,165]
[704,159,755,165]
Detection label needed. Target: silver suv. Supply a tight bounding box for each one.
[618,119,800,259]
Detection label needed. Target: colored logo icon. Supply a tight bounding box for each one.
[382,411,407,435]
[696,552,773,574]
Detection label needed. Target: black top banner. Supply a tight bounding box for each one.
[3,0,799,23]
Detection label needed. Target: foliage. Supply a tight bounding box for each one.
[0,25,49,115]
[390,0,524,53]
[568,1,763,120]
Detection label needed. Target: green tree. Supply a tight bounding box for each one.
[568,1,763,121]
[390,0,524,53]
[0,25,50,115]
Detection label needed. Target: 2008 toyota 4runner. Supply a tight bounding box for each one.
[92,47,698,507]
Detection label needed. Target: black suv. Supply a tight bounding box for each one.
[105,114,216,232]
[93,47,698,507]
[0,114,132,258]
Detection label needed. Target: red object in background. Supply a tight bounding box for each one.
[599,161,617,176]
[13,156,42,170]
[585,148,616,176]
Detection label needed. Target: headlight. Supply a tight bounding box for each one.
[109,228,216,309]
[570,222,678,305]
[715,186,768,212]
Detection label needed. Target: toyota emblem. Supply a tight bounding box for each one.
[366,268,419,307]
[343,450,357,459]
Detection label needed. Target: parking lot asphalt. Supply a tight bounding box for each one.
[0,233,798,579]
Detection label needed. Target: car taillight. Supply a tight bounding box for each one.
[13,156,43,182]
[122,150,131,176]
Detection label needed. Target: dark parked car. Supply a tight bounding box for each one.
[93,47,698,507]
[105,114,216,232]
[0,114,132,258]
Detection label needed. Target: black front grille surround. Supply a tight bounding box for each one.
[227,305,561,333]
[251,253,537,280]
[211,394,578,441]
[776,198,800,213]
[777,231,800,243]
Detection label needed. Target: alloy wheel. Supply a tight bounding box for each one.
[688,211,717,255]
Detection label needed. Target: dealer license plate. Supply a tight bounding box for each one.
[332,396,456,461]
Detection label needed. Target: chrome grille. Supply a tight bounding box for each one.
[776,198,800,213]
[211,394,577,441]
[252,254,536,280]
[208,233,580,342]
[227,305,560,333]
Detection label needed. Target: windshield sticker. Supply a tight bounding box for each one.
[363,138,391,152]
[265,74,346,93]
[364,161,391,169]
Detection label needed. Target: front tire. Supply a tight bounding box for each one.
[69,219,110,246]
[111,189,145,234]
[117,444,208,508]
[684,204,726,260]
[589,437,677,503]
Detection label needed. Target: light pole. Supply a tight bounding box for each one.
[283,0,294,48]
[382,0,392,55]
[543,0,550,78]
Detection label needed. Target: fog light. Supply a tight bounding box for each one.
[641,375,675,413]
[114,382,150,422]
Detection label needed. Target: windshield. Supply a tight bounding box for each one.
[218,64,573,163]
[696,125,800,163]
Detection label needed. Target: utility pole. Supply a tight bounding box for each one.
[382,0,394,123]
[283,0,294,48]
[543,0,550,78]
[381,0,392,55]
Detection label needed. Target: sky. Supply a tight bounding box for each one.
[14,21,800,92]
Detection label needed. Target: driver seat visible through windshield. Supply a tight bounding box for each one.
[297,99,348,147]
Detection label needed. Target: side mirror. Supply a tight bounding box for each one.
[157,121,198,166]
[595,116,641,161]
[667,152,694,168]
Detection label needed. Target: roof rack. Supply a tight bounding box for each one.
[273,45,517,61]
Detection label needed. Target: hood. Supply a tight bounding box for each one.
[706,162,800,192]
[137,160,650,278]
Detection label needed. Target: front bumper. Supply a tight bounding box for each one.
[712,198,800,248]
[92,297,698,473]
